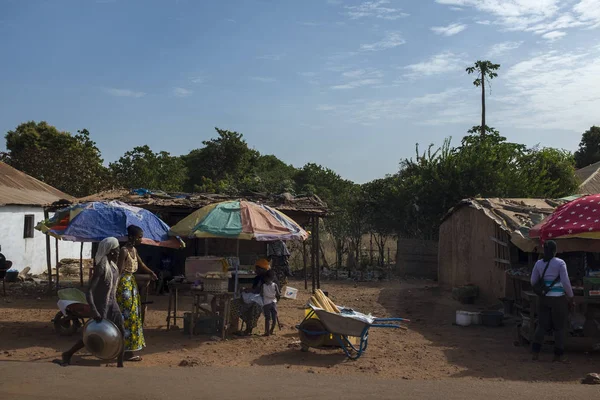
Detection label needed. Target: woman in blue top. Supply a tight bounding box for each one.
[530,240,574,362]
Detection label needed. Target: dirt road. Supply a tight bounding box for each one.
[0,361,598,400]
[1,279,599,382]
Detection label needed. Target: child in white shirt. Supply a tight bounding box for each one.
[261,269,280,336]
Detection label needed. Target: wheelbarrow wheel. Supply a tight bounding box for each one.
[52,311,81,336]
[298,319,327,349]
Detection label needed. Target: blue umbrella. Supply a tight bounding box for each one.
[37,201,182,248]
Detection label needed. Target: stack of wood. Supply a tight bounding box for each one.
[309,289,341,313]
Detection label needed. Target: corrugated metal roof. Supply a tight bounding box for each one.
[0,161,75,206]
[79,189,329,216]
[442,198,564,231]
[576,161,600,194]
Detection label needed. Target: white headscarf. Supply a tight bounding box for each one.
[95,237,120,281]
[95,237,120,264]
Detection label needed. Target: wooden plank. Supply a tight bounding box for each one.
[490,235,508,247]
[494,258,511,265]
[44,209,52,291]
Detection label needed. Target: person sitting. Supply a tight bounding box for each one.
[156,252,173,295]
[0,246,13,295]
[231,258,271,336]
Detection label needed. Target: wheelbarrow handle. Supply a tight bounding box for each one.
[370,323,403,329]
[374,318,410,322]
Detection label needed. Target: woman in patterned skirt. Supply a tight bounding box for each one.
[117,225,157,362]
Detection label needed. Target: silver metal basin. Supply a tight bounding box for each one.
[82,319,123,360]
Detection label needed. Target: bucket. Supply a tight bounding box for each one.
[283,286,298,300]
[456,311,472,326]
[481,311,504,327]
[471,312,482,325]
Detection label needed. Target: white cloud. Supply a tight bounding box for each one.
[341,68,383,79]
[331,68,384,89]
[317,98,409,125]
[476,20,492,25]
[191,74,207,84]
[541,30,567,40]
[408,88,468,106]
[574,0,600,28]
[257,54,285,61]
[102,88,145,98]
[436,0,600,35]
[331,79,382,89]
[498,48,600,130]
[486,41,524,57]
[251,76,277,83]
[173,87,192,97]
[403,52,465,78]
[344,0,409,20]
[431,23,468,36]
[360,31,405,51]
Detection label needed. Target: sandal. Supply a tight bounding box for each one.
[125,355,143,362]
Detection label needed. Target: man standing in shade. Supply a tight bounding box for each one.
[267,240,291,288]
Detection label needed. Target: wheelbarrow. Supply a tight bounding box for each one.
[296,306,408,360]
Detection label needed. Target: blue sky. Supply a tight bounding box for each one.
[1,0,599,183]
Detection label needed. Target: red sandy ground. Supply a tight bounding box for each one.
[1,279,598,382]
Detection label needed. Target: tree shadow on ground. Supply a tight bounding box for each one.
[377,284,600,383]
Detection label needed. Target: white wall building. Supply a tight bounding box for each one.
[0,162,91,275]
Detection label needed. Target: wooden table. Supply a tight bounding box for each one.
[166,281,191,330]
[189,290,233,339]
[166,281,233,339]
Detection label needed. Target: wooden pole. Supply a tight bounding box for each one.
[79,242,84,287]
[55,238,60,292]
[303,240,308,290]
[316,217,320,290]
[44,209,52,292]
[311,217,316,293]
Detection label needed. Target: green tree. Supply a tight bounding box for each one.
[574,126,600,169]
[393,131,578,240]
[466,60,500,136]
[183,128,259,193]
[518,147,578,197]
[109,145,188,191]
[4,121,109,197]
[254,154,297,194]
[293,163,357,268]
[362,177,400,265]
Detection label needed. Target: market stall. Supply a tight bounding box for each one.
[36,201,182,292]
[167,200,309,337]
[512,195,600,348]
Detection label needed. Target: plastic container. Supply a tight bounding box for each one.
[283,286,298,300]
[456,311,472,326]
[471,312,482,325]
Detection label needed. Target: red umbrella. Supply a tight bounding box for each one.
[530,194,600,242]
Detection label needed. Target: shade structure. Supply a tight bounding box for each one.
[169,200,309,241]
[529,194,600,243]
[36,201,182,248]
